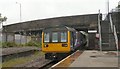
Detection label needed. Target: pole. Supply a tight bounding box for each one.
[16,2,22,22]
[107,0,109,14]
[20,3,22,22]
[20,3,22,44]
[98,10,102,52]
[16,2,22,44]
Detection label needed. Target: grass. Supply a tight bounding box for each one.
[1,41,42,48]
[0,63,2,69]
[0,42,2,48]
[2,51,45,67]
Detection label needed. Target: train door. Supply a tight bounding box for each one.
[70,32,75,51]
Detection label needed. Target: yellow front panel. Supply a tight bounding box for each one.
[42,43,70,52]
[42,31,71,53]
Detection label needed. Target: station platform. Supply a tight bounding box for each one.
[70,50,118,67]
[1,47,40,56]
[51,50,118,68]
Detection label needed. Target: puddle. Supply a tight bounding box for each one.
[90,56,97,58]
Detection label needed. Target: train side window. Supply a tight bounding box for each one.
[44,32,50,42]
[52,32,58,42]
[60,32,67,42]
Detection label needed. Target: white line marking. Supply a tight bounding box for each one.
[50,50,79,68]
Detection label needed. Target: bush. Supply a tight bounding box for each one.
[25,41,41,47]
[0,42,2,48]
[17,44,25,47]
[2,42,18,48]
[1,41,41,48]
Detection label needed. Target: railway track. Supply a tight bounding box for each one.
[2,47,84,69]
[39,60,56,69]
[2,47,40,62]
[40,50,84,69]
[2,47,55,68]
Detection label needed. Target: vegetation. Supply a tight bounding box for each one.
[25,41,41,47]
[2,42,17,48]
[0,13,7,23]
[1,41,41,48]
[0,13,41,48]
[2,51,44,67]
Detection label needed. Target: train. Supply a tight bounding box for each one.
[42,26,87,60]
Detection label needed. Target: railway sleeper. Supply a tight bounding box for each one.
[45,53,70,61]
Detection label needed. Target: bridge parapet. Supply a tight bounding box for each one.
[3,14,99,33]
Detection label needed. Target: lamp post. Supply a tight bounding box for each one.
[16,2,22,44]
[16,2,22,22]
[107,0,109,14]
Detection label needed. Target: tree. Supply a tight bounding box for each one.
[0,13,7,23]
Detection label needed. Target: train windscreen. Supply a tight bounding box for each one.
[44,32,50,42]
[52,32,58,42]
[60,32,67,42]
[44,31,67,43]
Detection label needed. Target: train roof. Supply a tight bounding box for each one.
[43,26,76,32]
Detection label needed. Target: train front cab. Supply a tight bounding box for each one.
[42,27,76,60]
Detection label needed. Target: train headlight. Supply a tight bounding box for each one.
[44,44,49,47]
[62,44,67,47]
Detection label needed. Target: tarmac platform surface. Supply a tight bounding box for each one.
[69,50,118,67]
[1,47,40,56]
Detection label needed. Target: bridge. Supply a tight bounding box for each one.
[3,14,100,33]
[2,12,120,50]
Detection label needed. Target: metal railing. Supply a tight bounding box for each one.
[113,25,118,56]
[109,14,114,32]
[109,14,118,56]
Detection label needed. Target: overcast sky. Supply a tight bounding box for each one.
[0,0,119,25]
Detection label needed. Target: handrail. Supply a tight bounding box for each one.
[109,14,114,32]
[109,14,118,56]
[113,25,118,56]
